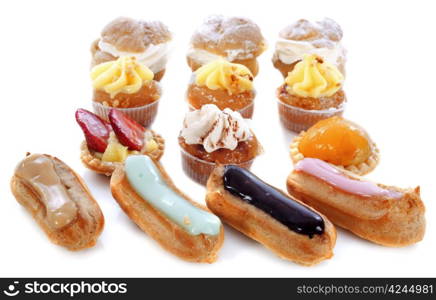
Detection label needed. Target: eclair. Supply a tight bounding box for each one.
[206,165,336,266]
[287,158,426,247]
[110,155,224,263]
[10,153,104,250]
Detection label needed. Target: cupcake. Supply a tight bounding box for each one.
[290,116,379,175]
[187,15,267,76]
[187,59,255,118]
[91,17,172,81]
[91,56,161,127]
[273,18,346,77]
[179,104,262,185]
[277,54,345,132]
[76,108,164,176]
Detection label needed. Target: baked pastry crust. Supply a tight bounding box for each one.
[190,15,266,59]
[290,130,379,176]
[287,166,425,247]
[272,18,346,76]
[91,17,171,81]
[206,166,336,266]
[187,15,266,76]
[110,159,224,263]
[10,154,104,250]
[80,130,164,176]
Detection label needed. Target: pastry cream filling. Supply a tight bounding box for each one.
[275,38,345,66]
[195,59,253,95]
[98,40,170,74]
[91,56,154,98]
[180,104,252,153]
[14,154,78,229]
[101,132,157,163]
[125,155,221,235]
[285,54,344,98]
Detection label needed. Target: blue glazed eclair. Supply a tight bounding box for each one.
[110,155,224,263]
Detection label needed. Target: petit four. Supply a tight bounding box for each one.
[179,104,262,185]
[273,18,346,77]
[10,153,104,250]
[110,155,224,263]
[287,158,426,247]
[187,15,267,76]
[206,165,336,265]
[290,116,379,175]
[76,108,164,176]
[187,59,255,118]
[277,54,346,132]
[91,17,172,81]
[91,56,162,127]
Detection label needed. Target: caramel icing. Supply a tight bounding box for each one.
[295,158,402,199]
[15,154,78,229]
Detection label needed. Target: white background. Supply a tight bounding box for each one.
[1,0,435,277]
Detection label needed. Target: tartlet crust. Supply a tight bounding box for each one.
[290,131,380,176]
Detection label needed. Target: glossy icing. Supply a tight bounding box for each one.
[295,158,403,198]
[223,165,324,237]
[15,154,78,229]
[125,155,221,235]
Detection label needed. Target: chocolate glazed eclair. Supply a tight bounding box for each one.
[206,165,336,266]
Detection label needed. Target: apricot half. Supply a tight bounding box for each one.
[298,116,372,166]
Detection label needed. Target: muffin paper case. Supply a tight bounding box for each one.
[277,100,345,133]
[189,102,254,119]
[180,147,255,185]
[93,99,160,128]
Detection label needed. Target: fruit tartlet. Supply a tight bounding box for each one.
[91,17,172,81]
[290,116,379,175]
[277,54,346,132]
[91,56,162,127]
[76,108,164,176]
[273,18,346,77]
[178,104,262,185]
[187,15,267,77]
[187,59,255,118]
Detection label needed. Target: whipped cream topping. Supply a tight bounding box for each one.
[180,104,252,153]
[98,40,170,74]
[275,38,346,67]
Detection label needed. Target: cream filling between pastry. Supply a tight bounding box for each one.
[275,38,345,66]
[98,40,170,74]
[187,47,254,65]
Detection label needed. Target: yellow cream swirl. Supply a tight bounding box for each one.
[285,54,344,98]
[91,56,154,98]
[195,59,253,95]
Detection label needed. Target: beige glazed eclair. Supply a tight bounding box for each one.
[206,165,336,266]
[110,155,224,263]
[287,158,426,247]
[10,153,104,250]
